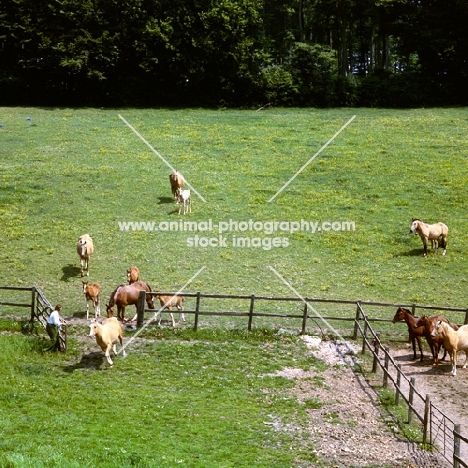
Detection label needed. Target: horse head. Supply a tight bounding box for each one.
[410,219,420,234]
[106,303,115,318]
[392,307,410,323]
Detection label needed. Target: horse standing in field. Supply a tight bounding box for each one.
[82,281,101,320]
[76,234,94,277]
[410,219,448,257]
[88,318,126,366]
[106,281,155,323]
[153,292,185,327]
[127,266,140,284]
[169,170,185,198]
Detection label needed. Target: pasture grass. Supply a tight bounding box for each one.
[0,328,320,468]
[1,106,468,465]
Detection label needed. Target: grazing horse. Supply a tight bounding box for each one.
[413,314,459,366]
[431,321,468,376]
[82,281,101,320]
[76,234,94,277]
[127,266,140,284]
[169,170,185,198]
[153,292,185,327]
[392,307,425,361]
[106,281,155,322]
[410,219,448,257]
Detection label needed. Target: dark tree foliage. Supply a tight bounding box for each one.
[0,0,467,106]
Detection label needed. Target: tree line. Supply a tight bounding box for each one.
[1,0,467,107]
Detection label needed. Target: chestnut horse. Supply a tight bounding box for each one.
[410,219,448,257]
[106,281,154,322]
[153,292,185,327]
[414,314,459,366]
[392,307,425,361]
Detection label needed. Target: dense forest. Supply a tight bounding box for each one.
[1,0,467,107]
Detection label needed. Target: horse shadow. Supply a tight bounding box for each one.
[398,248,424,257]
[61,264,81,282]
[157,196,175,205]
[62,352,106,372]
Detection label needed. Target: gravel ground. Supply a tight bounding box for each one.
[270,336,451,468]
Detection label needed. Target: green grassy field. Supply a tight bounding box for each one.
[1,106,468,466]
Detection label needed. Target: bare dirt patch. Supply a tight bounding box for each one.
[273,336,452,468]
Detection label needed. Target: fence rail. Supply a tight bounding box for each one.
[2,286,467,465]
[135,290,467,467]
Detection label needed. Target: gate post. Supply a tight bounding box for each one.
[395,364,402,406]
[30,287,37,324]
[136,290,146,329]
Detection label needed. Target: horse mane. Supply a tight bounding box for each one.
[108,284,125,307]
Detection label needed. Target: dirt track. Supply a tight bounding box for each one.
[282,337,461,468]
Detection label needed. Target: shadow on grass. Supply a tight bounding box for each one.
[61,264,81,282]
[63,352,105,372]
[157,196,174,205]
[398,248,425,257]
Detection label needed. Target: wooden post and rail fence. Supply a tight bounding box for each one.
[1,285,468,466]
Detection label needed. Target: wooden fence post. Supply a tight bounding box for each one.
[353,301,362,340]
[30,287,36,323]
[408,377,416,424]
[383,346,390,388]
[194,292,201,331]
[454,424,461,468]
[361,319,368,355]
[372,332,380,373]
[464,309,468,325]
[136,290,146,329]
[301,300,308,335]
[423,395,430,446]
[411,304,416,315]
[395,364,401,406]
[248,295,255,331]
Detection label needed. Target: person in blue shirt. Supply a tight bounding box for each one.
[45,304,67,352]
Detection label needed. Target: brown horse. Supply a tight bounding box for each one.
[153,292,185,327]
[392,307,425,361]
[414,314,459,366]
[106,281,154,322]
[410,219,448,257]
[127,266,140,284]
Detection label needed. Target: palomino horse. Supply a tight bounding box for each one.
[410,219,448,257]
[76,234,94,276]
[414,314,459,366]
[106,281,155,322]
[431,321,468,376]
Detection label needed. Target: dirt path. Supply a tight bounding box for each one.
[281,337,457,468]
